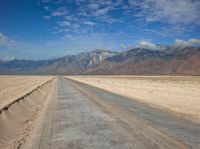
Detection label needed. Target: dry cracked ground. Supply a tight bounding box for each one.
[0,75,200,149]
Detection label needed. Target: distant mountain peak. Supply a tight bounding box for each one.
[1,47,200,75]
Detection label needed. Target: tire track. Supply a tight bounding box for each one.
[69,79,187,149]
[67,77,200,148]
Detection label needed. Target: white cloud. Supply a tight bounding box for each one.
[93,6,113,16]
[76,0,118,19]
[137,38,200,50]
[83,21,96,26]
[51,7,68,16]
[3,56,17,61]
[44,6,51,10]
[128,0,200,26]
[55,28,71,33]
[0,32,15,48]
[0,32,115,60]
[41,0,200,38]
[175,39,200,48]
[138,40,160,50]
[58,21,71,27]
[43,0,124,36]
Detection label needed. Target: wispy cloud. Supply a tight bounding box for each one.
[11,0,200,59]
[138,40,160,51]
[175,39,200,48]
[137,38,200,50]
[51,7,68,16]
[76,0,121,21]
[0,32,15,48]
[88,3,100,10]
[93,6,114,16]
[58,21,71,27]
[128,0,200,25]
[83,20,96,26]
[41,0,200,38]
[0,32,78,60]
[44,6,51,10]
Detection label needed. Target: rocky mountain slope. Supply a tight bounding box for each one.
[0,47,200,75]
[0,50,117,75]
[82,47,200,75]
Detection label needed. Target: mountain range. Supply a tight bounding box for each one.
[0,47,200,75]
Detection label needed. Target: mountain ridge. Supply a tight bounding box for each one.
[82,47,200,75]
[0,50,117,75]
[0,47,200,75]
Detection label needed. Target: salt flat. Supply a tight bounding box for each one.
[67,76,200,122]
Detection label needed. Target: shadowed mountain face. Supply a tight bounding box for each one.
[0,47,200,75]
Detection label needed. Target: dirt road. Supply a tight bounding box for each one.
[24,76,200,149]
[67,76,200,121]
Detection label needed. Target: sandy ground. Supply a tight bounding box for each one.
[0,77,55,149]
[0,76,199,148]
[67,76,200,121]
[0,76,53,109]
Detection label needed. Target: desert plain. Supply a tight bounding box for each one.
[0,76,53,109]
[0,75,200,149]
[68,76,200,122]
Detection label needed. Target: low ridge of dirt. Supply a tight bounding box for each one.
[0,77,55,149]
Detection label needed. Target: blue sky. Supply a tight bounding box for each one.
[0,0,200,60]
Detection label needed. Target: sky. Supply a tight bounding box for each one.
[0,0,200,60]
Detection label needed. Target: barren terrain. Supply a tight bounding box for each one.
[0,76,53,109]
[0,76,54,148]
[67,76,200,121]
[0,76,200,149]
